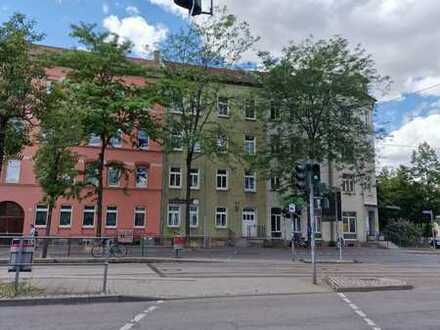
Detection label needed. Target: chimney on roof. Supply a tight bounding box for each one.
[153,50,161,64]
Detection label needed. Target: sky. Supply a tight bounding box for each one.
[1,0,440,170]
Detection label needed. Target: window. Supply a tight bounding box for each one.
[83,206,95,227]
[110,130,122,148]
[138,130,149,149]
[136,166,148,188]
[217,97,229,117]
[168,204,180,227]
[59,205,72,227]
[270,101,280,121]
[172,132,183,151]
[342,174,355,193]
[190,168,200,190]
[342,212,357,233]
[89,134,101,146]
[245,98,256,120]
[244,135,256,155]
[271,135,281,154]
[169,167,181,188]
[190,204,199,228]
[5,160,20,183]
[217,135,228,153]
[271,208,281,237]
[215,207,227,228]
[134,207,146,227]
[106,206,117,228]
[270,175,280,191]
[85,163,99,186]
[243,207,256,222]
[35,205,48,227]
[216,169,228,190]
[244,171,256,192]
[107,166,121,187]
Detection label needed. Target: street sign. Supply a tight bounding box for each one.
[288,203,296,213]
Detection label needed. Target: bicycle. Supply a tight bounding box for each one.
[91,239,127,258]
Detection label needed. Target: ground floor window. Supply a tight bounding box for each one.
[271,208,281,237]
[342,212,357,233]
[82,206,95,228]
[35,205,48,227]
[106,206,118,228]
[59,205,72,227]
[190,204,199,228]
[168,204,180,227]
[216,207,227,228]
[134,207,146,227]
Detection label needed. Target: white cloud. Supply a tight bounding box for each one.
[102,3,109,14]
[126,6,140,16]
[377,114,440,169]
[215,0,440,100]
[146,0,187,18]
[103,15,168,57]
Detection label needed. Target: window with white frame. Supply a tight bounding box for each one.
[190,168,200,189]
[106,206,117,228]
[82,206,95,227]
[216,169,228,190]
[59,205,72,227]
[244,135,256,155]
[172,132,183,151]
[271,208,281,236]
[215,207,227,228]
[168,204,180,227]
[35,205,48,227]
[244,170,256,192]
[190,204,199,227]
[138,130,149,149]
[107,166,120,187]
[110,130,122,148]
[270,175,280,191]
[342,174,355,193]
[342,212,357,233]
[5,160,20,183]
[217,96,229,117]
[169,167,181,188]
[89,134,101,146]
[245,98,256,120]
[217,135,228,153]
[136,166,148,188]
[134,207,146,227]
[243,207,256,223]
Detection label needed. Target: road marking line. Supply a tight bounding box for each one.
[133,313,146,323]
[343,298,351,304]
[337,293,346,298]
[355,310,367,317]
[336,293,380,330]
[144,306,158,313]
[157,300,164,304]
[119,324,133,330]
[119,303,162,330]
[364,318,376,326]
[349,303,359,310]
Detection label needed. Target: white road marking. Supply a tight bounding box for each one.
[336,293,380,330]
[119,301,163,330]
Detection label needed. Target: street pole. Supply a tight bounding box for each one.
[309,173,317,285]
[290,213,296,262]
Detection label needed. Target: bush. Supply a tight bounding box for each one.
[382,221,422,247]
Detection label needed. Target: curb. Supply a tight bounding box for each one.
[332,284,413,293]
[0,294,160,307]
[300,259,359,264]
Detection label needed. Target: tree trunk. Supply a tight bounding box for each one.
[96,142,106,238]
[184,153,193,246]
[0,116,7,179]
[41,204,53,258]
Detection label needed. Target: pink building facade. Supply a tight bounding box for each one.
[0,67,163,238]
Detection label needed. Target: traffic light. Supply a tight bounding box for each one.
[311,164,320,184]
[174,0,202,16]
[295,164,307,194]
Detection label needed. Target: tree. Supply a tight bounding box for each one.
[34,83,84,258]
[53,23,158,237]
[0,13,45,177]
[156,7,259,242]
[259,36,389,195]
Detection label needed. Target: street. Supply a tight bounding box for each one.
[2,288,440,330]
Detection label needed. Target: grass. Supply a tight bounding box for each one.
[0,281,44,298]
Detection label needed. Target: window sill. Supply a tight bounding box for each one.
[82,226,95,229]
[167,225,181,228]
[190,187,200,191]
[215,226,228,229]
[190,226,199,229]
[244,190,257,193]
[218,114,230,118]
[169,186,182,190]
[105,226,117,229]
[134,226,146,229]
[59,226,72,229]
[216,188,229,192]
[35,225,47,229]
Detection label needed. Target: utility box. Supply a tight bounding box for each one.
[8,238,34,272]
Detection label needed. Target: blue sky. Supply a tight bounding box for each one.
[1,0,440,169]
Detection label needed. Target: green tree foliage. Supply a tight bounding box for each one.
[34,83,84,257]
[0,13,46,177]
[259,36,389,196]
[156,7,259,240]
[53,23,158,236]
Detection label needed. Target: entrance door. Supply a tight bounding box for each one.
[368,210,376,237]
[242,208,257,238]
[0,201,25,235]
[271,208,282,238]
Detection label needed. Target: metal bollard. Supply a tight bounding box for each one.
[102,261,109,294]
[14,237,24,294]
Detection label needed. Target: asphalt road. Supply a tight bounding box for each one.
[2,288,440,330]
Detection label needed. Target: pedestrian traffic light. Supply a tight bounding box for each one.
[311,164,320,184]
[295,164,307,194]
[174,0,202,16]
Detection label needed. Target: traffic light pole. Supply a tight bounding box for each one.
[308,172,317,285]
